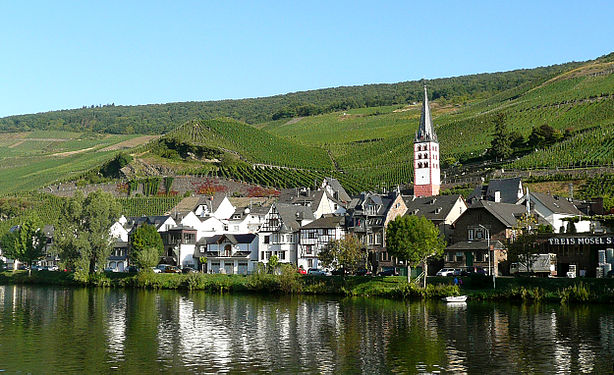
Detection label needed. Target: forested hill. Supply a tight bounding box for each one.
[0,59,593,135]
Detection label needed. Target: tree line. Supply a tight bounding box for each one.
[0,61,582,134]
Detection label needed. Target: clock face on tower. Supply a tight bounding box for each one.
[413,85,440,197]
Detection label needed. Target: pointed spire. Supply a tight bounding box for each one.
[416,84,437,142]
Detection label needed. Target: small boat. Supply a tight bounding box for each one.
[441,295,467,302]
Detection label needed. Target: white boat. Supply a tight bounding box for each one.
[441,295,467,302]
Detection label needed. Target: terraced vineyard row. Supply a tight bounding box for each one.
[168,118,332,170]
[580,174,614,210]
[117,196,182,217]
[507,127,614,169]
[208,165,368,194]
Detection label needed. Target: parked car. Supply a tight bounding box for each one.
[151,267,162,274]
[436,268,456,277]
[127,266,139,273]
[182,267,197,274]
[47,265,59,271]
[378,269,398,276]
[297,267,307,275]
[104,267,118,273]
[355,268,372,276]
[466,266,486,275]
[453,268,469,277]
[308,268,330,276]
[156,264,171,272]
[164,265,182,274]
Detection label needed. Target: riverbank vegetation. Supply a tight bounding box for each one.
[2,270,614,304]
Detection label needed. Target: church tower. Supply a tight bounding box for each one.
[413,85,440,197]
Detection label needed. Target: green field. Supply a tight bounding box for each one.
[0,131,147,193]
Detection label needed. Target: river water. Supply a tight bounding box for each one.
[0,285,613,374]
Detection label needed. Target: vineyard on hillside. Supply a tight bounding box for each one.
[167,118,332,170]
[208,165,368,194]
[580,174,614,210]
[507,126,614,169]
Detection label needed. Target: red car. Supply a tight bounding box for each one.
[297,267,307,274]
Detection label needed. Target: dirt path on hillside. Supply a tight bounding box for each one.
[49,146,97,157]
[100,135,159,151]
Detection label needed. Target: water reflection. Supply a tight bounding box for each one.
[0,285,613,374]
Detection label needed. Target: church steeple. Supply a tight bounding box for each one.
[416,85,437,142]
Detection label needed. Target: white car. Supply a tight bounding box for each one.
[151,267,162,274]
[436,268,457,277]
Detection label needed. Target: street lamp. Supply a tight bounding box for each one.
[478,224,495,289]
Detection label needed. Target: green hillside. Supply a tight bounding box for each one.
[0,131,150,193]
[0,53,613,194]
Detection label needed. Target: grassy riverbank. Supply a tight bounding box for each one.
[2,271,614,303]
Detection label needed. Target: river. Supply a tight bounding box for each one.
[0,285,612,374]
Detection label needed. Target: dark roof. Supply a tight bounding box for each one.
[446,240,506,251]
[529,192,583,216]
[486,178,523,203]
[276,203,316,232]
[126,215,172,231]
[300,216,344,230]
[167,225,197,232]
[475,200,530,228]
[205,234,256,245]
[348,191,398,216]
[468,178,523,204]
[322,177,351,203]
[403,194,463,222]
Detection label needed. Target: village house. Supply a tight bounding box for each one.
[297,216,345,271]
[403,194,467,241]
[201,233,258,274]
[345,190,407,274]
[258,203,314,265]
[444,200,534,275]
[517,191,593,233]
[278,187,346,219]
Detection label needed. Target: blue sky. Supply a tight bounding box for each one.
[0,1,612,118]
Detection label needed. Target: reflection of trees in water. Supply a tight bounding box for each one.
[1,286,614,373]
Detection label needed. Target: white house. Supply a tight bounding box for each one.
[199,234,258,274]
[519,191,592,233]
[298,216,345,271]
[258,203,314,265]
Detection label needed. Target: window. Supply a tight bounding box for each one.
[279,251,286,260]
[224,245,232,257]
[475,251,484,262]
[381,252,389,261]
[447,252,455,262]
[308,259,313,268]
[305,245,313,255]
[308,231,316,239]
[468,229,474,240]
[476,230,483,239]
[223,225,229,231]
[456,252,464,262]
[260,251,264,260]
[264,235,270,244]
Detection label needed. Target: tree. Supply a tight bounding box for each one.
[0,218,46,274]
[528,124,562,148]
[489,113,513,160]
[508,213,540,273]
[386,215,446,286]
[318,234,365,276]
[129,224,164,270]
[52,190,122,275]
[268,254,279,274]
